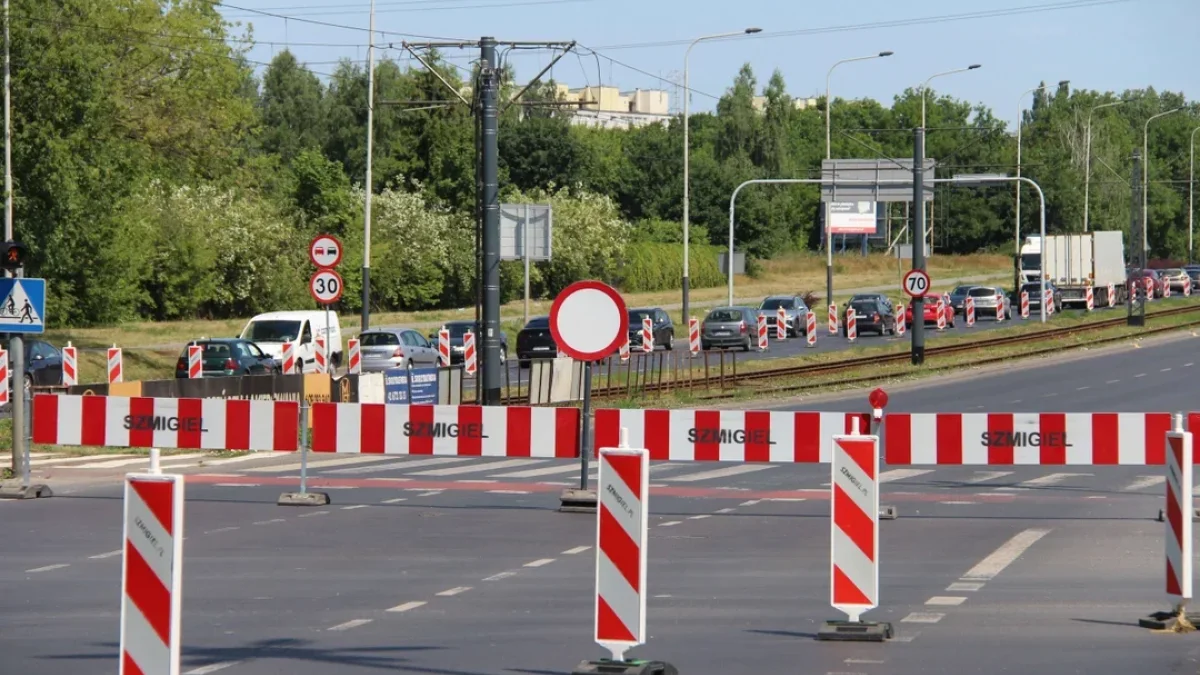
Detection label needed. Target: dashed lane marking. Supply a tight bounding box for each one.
[966,471,1012,484]
[89,550,122,560]
[524,558,555,568]
[946,581,984,592]
[659,521,682,527]
[562,546,591,555]
[214,483,260,487]
[253,519,286,525]
[26,564,69,573]
[184,662,241,675]
[901,612,945,623]
[341,505,370,510]
[1161,368,1173,372]
[412,459,545,477]
[204,526,240,534]
[436,587,471,597]
[879,469,934,483]
[1134,373,1146,378]
[488,490,531,495]
[1017,473,1092,487]
[328,619,373,631]
[662,464,773,482]
[387,601,427,613]
[925,596,967,606]
[1106,379,1121,384]
[961,528,1051,581]
[298,511,329,518]
[380,498,408,504]
[715,507,737,514]
[483,571,517,581]
[739,500,762,507]
[688,514,711,520]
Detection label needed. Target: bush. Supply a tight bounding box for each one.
[617,242,724,293]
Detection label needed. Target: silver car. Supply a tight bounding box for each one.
[759,295,809,337]
[1159,268,1190,292]
[964,286,1011,320]
[701,306,758,351]
[358,327,440,372]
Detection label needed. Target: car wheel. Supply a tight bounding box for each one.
[518,359,529,369]
[499,346,507,364]
[742,337,752,352]
[665,331,674,351]
[701,341,711,351]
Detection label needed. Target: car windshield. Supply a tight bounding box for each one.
[191,342,238,358]
[952,285,974,295]
[1162,269,1183,277]
[628,310,654,324]
[760,298,793,310]
[242,320,300,342]
[360,332,400,346]
[444,323,475,338]
[524,317,550,329]
[968,287,996,297]
[1020,253,1040,270]
[707,309,742,322]
[849,301,876,313]
[1021,284,1044,294]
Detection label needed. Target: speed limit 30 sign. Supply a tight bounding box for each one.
[902,269,931,298]
[310,269,344,305]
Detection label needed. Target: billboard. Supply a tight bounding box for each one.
[383,367,440,405]
[828,201,878,235]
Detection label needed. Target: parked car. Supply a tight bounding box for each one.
[1,338,63,399]
[1185,267,1200,288]
[1129,269,1164,298]
[965,285,1011,320]
[358,327,439,372]
[759,295,809,337]
[947,285,979,317]
[905,297,956,327]
[700,306,757,351]
[438,320,507,365]
[1021,281,1063,313]
[516,316,557,367]
[843,298,896,336]
[239,310,343,373]
[626,307,675,351]
[845,293,895,315]
[1158,268,1190,293]
[174,338,278,378]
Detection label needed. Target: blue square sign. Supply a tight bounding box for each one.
[0,278,46,333]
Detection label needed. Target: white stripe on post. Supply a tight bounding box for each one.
[594,442,649,662]
[830,433,880,623]
[120,473,184,675]
[1165,419,1193,605]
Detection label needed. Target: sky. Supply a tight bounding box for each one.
[216,0,1198,127]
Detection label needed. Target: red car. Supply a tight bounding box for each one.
[905,295,956,327]
[1130,269,1164,298]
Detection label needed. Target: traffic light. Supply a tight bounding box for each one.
[0,240,26,271]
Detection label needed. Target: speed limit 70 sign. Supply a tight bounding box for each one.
[902,269,931,298]
[310,269,344,305]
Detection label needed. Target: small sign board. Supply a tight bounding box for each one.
[309,234,343,269]
[309,269,344,305]
[500,203,552,261]
[549,280,628,362]
[894,244,913,260]
[383,367,439,405]
[902,269,930,298]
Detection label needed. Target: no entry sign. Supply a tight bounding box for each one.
[549,280,628,361]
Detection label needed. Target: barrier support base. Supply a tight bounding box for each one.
[816,620,894,642]
[277,491,330,507]
[1138,610,1200,632]
[559,488,597,513]
[879,505,898,520]
[0,482,52,499]
[1156,508,1200,522]
[571,659,678,675]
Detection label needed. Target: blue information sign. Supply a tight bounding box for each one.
[0,278,46,334]
[383,367,439,405]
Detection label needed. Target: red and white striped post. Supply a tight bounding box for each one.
[347,338,361,375]
[120,473,184,675]
[776,306,787,340]
[846,307,857,341]
[806,310,817,348]
[1085,286,1094,312]
[314,336,328,374]
[1146,277,1155,301]
[593,431,649,663]
[463,331,477,376]
[108,346,123,384]
[281,340,296,374]
[936,298,946,331]
[965,296,975,327]
[641,316,654,353]
[756,313,768,351]
[1186,277,1193,298]
[895,305,906,336]
[619,338,630,362]
[438,327,451,367]
[1020,290,1030,319]
[1165,415,1192,609]
[0,348,9,407]
[187,345,202,379]
[1165,279,1173,298]
[828,303,838,335]
[688,317,700,356]
[1108,282,1116,307]
[1045,289,1055,316]
[62,342,78,387]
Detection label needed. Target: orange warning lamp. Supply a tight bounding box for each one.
[0,240,27,271]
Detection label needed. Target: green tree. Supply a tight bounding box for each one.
[259,50,326,164]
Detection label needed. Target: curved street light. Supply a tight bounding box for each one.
[1142,107,1184,265]
[1083,99,1126,233]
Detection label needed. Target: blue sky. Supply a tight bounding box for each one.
[217,0,1196,127]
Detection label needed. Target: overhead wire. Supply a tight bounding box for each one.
[221,0,602,18]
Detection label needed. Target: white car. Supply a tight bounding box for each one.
[239,310,343,373]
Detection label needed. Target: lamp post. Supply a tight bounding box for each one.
[1083,99,1125,233]
[1014,80,1068,285]
[1190,126,1200,262]
[916,65,980,268]
[1143,107,1183,261]
[682,27,760,325]
[823,50,894,311]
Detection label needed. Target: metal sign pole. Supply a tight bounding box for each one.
[524,204,531,326]
[299,400,309,495]
[578,363,592,491]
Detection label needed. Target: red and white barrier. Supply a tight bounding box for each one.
[1045,289,1055,316]
[33,395,300,451]
[281,340,296,374]
[62,342,78,387]
[1085,286,1094,312]
[594,408,869,462]
[896,306,906,335]
[619,338,630,362]
[187,345,202,379]
[830,431,879,624]
[1164,419,1193,604]
[463,331,477,376]
[828,304,838,335]
[0,349,9,407]
[846,307,857,341]
[936,298,946,331]
[120,473,184,675]
[108,346,123,384]
[347,338,361,375]
[1146,277,1154,300]
[1165,280,1172,298]
[884,412,1176,465]
[688,317,700,355]
[776,307,787,340]
[594,441,649,661]
[757,314,768,351]
[965,296,975,326]
[314,336,328,374]
[806,311,817,348]
[641,316,654,353]
[310,402,581,457]
[1186,278,1193,298]
[1108,283,1116,307]
[1020,290,1030,319]
[438,327,451,367]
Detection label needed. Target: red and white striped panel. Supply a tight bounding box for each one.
[1107,283,1116,307]
[593,408,869,462]
[776,307,787,340]
[438,328,451,367]
[641,316,653,353]
[1085,286,1094,311]
[32,395,300,451]
[965,296,975,326]
[309,403,581,457]
[314,336,328,374]
[120,473,183,675]
[108,347,123,384]
[1020,290,1029,318]
[688,318,700,355]
[756,314,768,350]
[846,308,857,341]
[281,340,296,374]
[594,446,648,657]
[619,338,630,362]
[896,306,906,335]
[187,345,202,379]
[830,435,879,622]
[806,311,817,347]
[884,412,1176,465]
[0,349,8,406]
[828,304,838,335]
[347,338,361,375]
[463,332,477,376]
[1165,429,1193,601]
[62,343,78,387]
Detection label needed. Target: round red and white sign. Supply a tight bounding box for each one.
[902,268,931,298]
[309,234,343,269]
[549,280,628,362]
[309,269,344,305]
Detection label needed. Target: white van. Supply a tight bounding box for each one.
[239,310,343,373]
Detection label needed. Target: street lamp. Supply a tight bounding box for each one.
[682,26,761,326]
[1143,107,1183,264]
[1190,126,1200,262]
[823,49,894,311]
[919,64,981,130]
[1083,99,1125,233]
[1014,80,1068,282]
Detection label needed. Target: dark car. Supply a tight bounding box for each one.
[440,320,508,365]
[843,298,896,336]
[759,295,808,337]
[626,307,674,351]
[2,338,63,399]
[174,338,278,378]
[1020,282,1062,313]
[516,316,557,367]
[844,293,895,315]
[700,306,757,351]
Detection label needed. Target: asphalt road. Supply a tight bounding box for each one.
[3,334,1199,675]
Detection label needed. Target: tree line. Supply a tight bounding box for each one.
[10,1,1197,326]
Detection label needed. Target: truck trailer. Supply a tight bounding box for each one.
[1041,231,1126,308]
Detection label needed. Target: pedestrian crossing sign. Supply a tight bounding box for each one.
[0,278,45,333]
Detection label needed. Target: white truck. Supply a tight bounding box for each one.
[1041,231,1126,308]
[1018,236,1041,285]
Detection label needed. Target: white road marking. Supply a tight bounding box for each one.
[204,453,282,465]
[484,571,517,581]
[1041,392,1056,398]
[248,456,388,473]
[26,564,69,573]
[327,457,470,475]
[562,546,591,555]
[328,619,372,631]
[961,528,1051,581]
[341,505,370,510]
[380,497,408,504]
[768,497,807,502]
[925,596,967,606]
[879,469,933,483]
[659,521,682,527]
[33,454,137,466]
[298,511,329,518]
[436,587,472,597]
[524,558,555,568]
[489,463,580,478]
[1106,379,1121,384]
[901,612,945,623]
[413,458,546,477]
[1076,386,1090,391]
[417,491,443,497]
[967,471,1012,484]
[89,550,122,560]
[204,526,240,534]
[184,663,241,675]
[488,490,531,495]
[939,501,976,505]
[662,464,774,482]
[715,507,737,514]
[1009,399,1022,404]
[253,519,286,525]
[387,601,427,613]
[688,514,711,520]
[538,480,572,485]
[739,500,762,507]
[1186,363,1195,368]
[946,581,984,592]
[74,452,208,469]
[994,486,1029,491]
[1161,368,1173,372]
[845,659,885,665]
[1086,495,1106,500]
[1134,373,1146,378]
[1017,473,1091,487]
[213,483,260,487]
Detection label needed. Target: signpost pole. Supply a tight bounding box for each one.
[911,129,927,366]
[524,204,531,326]
[578,363,592,491]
